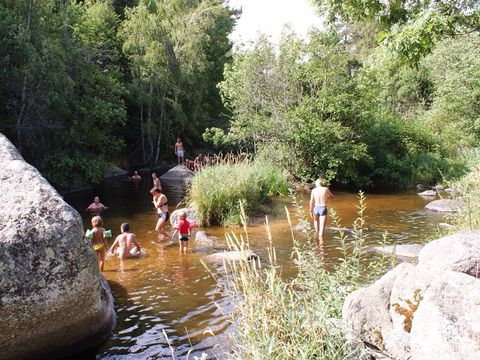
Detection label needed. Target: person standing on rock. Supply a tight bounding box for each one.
[152,188,169,239]
[310,178,333,244]
[86,196,108,214]
[174,137,185,165]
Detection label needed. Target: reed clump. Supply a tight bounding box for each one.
[188,159,288,226]
[218,194,391,359]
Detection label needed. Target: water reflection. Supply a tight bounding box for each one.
[63,177,444,358]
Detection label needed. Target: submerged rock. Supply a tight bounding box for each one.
[0,134,115,360]
[205,250,258,263]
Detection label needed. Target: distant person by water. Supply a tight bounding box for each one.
[174,137,185,165]
[152,188,169,239]
[109,223,141,259]
[149,172,162,194]
[86,196,108,214]
[172,211,196,253]
[86,216,109,271]
[129,170,141,182]
[309,178,333,243]
[194,153,206,171]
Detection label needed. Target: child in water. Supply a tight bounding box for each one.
[87,216,109,272]
[172,211,196,253]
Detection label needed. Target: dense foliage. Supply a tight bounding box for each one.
[0,0,236,186]
[1,0,478,190]
[208,20,480,189]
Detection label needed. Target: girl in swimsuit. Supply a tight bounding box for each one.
[89,216,109,272]
[152,188,169,239]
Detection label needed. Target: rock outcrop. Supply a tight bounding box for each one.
[159,165,194,182]
[0,134,115,360]
[343,230,480,360]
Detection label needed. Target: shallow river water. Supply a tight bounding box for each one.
[64,177,446,359]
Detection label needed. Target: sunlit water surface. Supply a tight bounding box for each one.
[64,177,446,359]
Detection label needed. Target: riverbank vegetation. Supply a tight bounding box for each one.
[188,159,288,226]
[1,0,479,191]
[0,0,236,186]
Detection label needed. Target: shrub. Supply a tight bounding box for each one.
[188,160,288,226]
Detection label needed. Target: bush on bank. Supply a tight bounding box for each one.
[188,160,289,226]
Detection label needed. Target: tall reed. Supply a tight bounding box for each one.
[217,194,391,359]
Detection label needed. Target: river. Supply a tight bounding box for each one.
[64,176,445,359]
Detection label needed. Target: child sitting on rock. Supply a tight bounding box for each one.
[172,211,196,253]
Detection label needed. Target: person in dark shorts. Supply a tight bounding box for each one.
[152,188,169,239]
[309,178,333,243]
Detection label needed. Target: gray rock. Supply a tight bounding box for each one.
[370,244,423,260]
[159,165,194,182]
[418,230,480,277]
[342,263,412,358]
[195,231,226,250]
[425,199,461,212]
[410,271,480,360]
[417,190,437,197]
[433,184,445,191]
[292,220,312,232]
[0,134,115,359]
[343,231,480,360]
[104,165,127,178]
[205,250,258,263]
[170,207,198,226]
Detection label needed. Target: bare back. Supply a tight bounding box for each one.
[115,233,139,259]
[310,186,332,207]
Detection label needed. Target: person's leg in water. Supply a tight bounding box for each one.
[156,213,170,239]
[99,248,106,272]
[313,213,320,241]
[318,213,327,243]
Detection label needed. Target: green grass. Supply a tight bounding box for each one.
[213,193,392,359]
[188,160,289,226]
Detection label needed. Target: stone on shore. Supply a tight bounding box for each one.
[0,134,115,360]
[342,230,480,360]
[417,189,437,197]
[425,199,461,212]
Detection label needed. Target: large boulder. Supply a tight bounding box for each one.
[410,271,480,360]
[0,134,115,360]
[343,230,480,360]
[418,230,480,277]
[170,207,198,226]
[159,165,194,182]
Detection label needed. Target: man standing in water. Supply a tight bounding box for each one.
[310,178,333,243]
